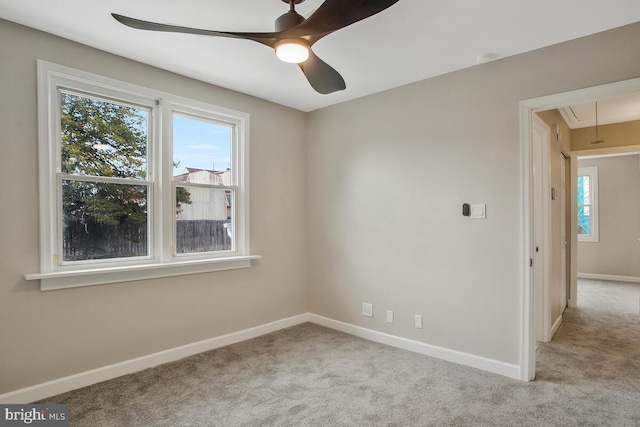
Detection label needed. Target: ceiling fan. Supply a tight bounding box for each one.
[112,0,400,95]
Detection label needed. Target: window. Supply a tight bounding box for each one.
[577,166,599,242]
[28,61,258,290]
[172,113,234,254]
[60,91,152,262]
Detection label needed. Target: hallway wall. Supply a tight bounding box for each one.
[577,155,640,278]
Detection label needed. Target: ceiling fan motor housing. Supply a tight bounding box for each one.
[275,10,306,32]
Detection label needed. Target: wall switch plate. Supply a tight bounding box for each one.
[470,204,486,219]
[386,310,394,324]
[414,314,423,329]
[362,302,373,317]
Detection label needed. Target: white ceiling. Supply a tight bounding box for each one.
[2,0,640,112]
[561,91,640,129]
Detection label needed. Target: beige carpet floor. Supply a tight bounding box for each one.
[39,279,640,426]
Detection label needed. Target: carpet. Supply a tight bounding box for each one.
[38,280,640,426]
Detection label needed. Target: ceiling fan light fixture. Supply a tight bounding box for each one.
[275,39,309,64]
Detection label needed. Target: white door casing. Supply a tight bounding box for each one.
[560,153,568,312]
[520,76,640,381]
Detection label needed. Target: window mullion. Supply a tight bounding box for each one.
[160,101,174,262]
[57,173,152,186]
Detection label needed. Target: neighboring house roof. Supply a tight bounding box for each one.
[174,167,230,180]
[173,173,190,182]
[185,167,215,174]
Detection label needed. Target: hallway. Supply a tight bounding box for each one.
[536,279,640,388]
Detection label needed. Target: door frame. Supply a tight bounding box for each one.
[531,114,552,344]
[560,151,569,313]
[519,76,640,381]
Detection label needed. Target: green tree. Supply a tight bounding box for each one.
[61,93,149,260]
[173,160,192,210]
[175,187,192,213]
[61,93,148,178]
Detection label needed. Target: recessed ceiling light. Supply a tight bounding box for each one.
[476,53,501,63]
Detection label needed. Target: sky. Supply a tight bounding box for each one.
[172,113,232,176]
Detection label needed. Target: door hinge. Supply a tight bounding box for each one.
[529,258,533,267]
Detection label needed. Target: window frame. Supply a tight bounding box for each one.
[167,106,241,260]
[577,166,599,243]
[27,60,258,290]
[56,88,156,266]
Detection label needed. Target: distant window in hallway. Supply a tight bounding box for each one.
[577,166,599,242]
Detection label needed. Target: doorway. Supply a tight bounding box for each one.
[520,76,640,381]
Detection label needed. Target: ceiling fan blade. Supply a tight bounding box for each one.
[299,51,346,94]
[112,13,278,47]
[289,0,400,42]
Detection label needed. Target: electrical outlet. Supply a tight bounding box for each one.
[386,310,394,324]
[362,302,373,317]
[414,314,423,329]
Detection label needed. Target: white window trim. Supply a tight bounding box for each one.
[577,166,599,243]
[26,60,260,290]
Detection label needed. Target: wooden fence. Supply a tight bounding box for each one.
[63,219,231,260]
[175,220,232,253]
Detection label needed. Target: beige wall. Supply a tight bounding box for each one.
[536,110,572,154]
[572,120,640,151]
[306,23,640,365]
[0,19,308,393]
[535,110,572,328]
[577,155,640,277]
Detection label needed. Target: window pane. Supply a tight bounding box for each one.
[175,186,232,254]
[577,205,591,235]
[577,176,590,205]
[60,92,148,179]
[62,180,148,261]
[173,113,232,183]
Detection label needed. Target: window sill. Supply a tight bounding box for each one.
[578,237,599,243]
[25,255,262,291]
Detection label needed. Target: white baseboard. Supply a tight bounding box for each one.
[550,315,563,340]
[1,312,523,403]
[578,273,640,283]
[308,314,521,380]
[0,313,311,404]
